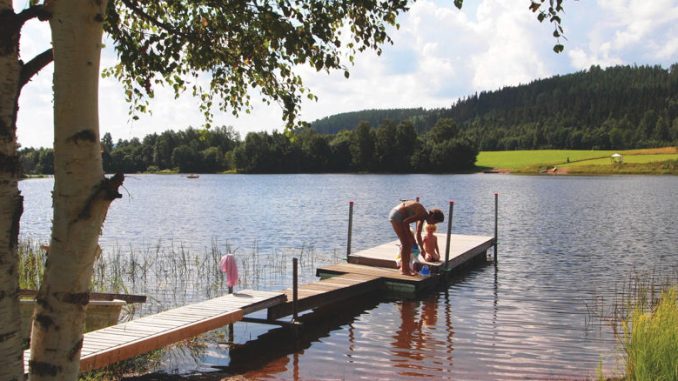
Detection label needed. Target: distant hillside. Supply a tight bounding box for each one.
[311,64,678,150]
[312,108,428,134]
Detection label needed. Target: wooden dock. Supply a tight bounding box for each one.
[22,231,495,375]
[23,290,284,374]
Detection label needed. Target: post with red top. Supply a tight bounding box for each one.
[494,193,499,262]
[444,201,454,269]
[347,201,354,261]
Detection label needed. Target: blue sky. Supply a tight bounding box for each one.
[15,0,678,148]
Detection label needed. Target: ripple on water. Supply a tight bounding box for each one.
[18,175,676,380]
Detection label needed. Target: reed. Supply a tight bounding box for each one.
[587,270,678,380]
[17,240,46,290]
[622,287,678,381]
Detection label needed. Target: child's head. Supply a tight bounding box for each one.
[425,223,437,234]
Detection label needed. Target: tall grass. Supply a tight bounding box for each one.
[622,287,678,381]
[18,240,46,290]
[18,238,342,316]
[588,270,678,380]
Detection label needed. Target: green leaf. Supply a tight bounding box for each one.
[553,44,564,53]
[344,70,350,79]
[454,0,464,10]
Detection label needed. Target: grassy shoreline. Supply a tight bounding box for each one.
[477,147,678,175]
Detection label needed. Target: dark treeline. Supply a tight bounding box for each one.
[19,118,477,174]
[312,64,678,150]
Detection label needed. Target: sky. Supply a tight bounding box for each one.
[15,0,678,149]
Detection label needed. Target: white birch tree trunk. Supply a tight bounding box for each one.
[28,1,119,380]
[0,0,26,380]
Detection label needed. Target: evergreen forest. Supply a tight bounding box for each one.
[313,64,678,150]
[19,64,677,175]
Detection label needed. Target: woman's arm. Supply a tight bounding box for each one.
[415,220,424,249]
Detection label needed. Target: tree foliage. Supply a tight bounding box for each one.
[20,121,479,174]
[104,0,413,128]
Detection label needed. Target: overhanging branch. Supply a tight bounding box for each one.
[20,48,53,89]
[16,4,51,25]
[119,0,178,34]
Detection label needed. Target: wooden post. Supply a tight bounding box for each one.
[416,196,420,202]
[292,257,299,321]
[228,286,234,342]
[444,201,454,269]
[494,193,499,262]
[346,201,353,261]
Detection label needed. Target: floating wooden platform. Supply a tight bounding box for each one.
[267,273,382,320]
[346,233,495,271]
[23,290,284,375]
[318,233,495,293]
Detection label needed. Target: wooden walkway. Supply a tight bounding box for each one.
[267,273,382,320]
[23,290,284,374]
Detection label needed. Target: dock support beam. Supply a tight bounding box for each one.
[347,201,353,261]
[494,193,499,262]
[292,257,299,321]
[444,201,454,269]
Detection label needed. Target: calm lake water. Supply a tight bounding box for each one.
[19,174,678,380]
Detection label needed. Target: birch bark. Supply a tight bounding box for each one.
[28,1,120,380]
[0,0,25,380]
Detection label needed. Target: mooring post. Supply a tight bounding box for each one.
[292,257,299,321]
[444,201,454,269]
[416,196,420,202]
[346,201,353,261]
[494,193,499,262]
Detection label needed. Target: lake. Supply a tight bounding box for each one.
[19,174,678,380]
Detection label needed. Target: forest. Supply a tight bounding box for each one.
[19,64,677,175]
[19,119,477,174]
[313,64,678,150]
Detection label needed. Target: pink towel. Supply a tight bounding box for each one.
[219,254,238,288]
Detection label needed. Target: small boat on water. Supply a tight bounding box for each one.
[186,174,200,179]
[19,290,146,343]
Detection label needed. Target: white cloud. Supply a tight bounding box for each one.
[567,0,678,69]
[470,1,551,90]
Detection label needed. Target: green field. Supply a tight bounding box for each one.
[562,154,678,167]
[476,148,678,174]
[476,150,617,170]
